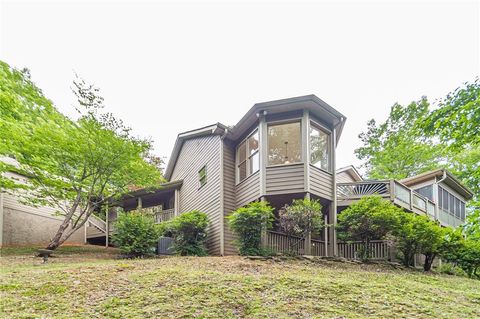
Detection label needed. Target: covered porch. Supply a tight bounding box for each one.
[85,180,182,245]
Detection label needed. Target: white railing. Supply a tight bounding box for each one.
[88,214,106,233]
[394,181,411,204]
[337,240,390,260]
[155,209,175,223]
[337,181,390,200]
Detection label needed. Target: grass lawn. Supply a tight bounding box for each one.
[1,245,479,318]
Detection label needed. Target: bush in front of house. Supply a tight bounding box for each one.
[337,195,402,261]
[228,201,274,256]
[112,211,161,257]
[160,210,209,256]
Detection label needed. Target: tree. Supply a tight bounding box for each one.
[0,62,163,250]
[355,98,443,180]
[227,201,274,256]
[278,198,323,252]
[112,211,161,257]
[337,196,401,261]
[410,216,446,271]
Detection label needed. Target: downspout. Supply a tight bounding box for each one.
[219,128,228,256]
[435,170,447,222]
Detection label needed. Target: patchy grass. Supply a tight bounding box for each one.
[0,247,479,318]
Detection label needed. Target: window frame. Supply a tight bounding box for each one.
[266,119,303,167]
[198,165,207,188]
[309,120,332,172]
[438,185,466,220]
[236,129,259,184]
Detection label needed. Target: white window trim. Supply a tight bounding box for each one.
[235,129,259,184]
[309,120,332,173]
[266,119,303,167]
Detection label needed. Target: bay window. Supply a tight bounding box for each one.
[267,122,301,165]
[309,123,331,171]
[236,130,259,182]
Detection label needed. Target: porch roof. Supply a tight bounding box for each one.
[110,180,183,206]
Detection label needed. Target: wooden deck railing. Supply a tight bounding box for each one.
[337,240,391,260]
[337,180,440,223]
[266,231,326,256]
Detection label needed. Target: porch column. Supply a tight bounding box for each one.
[260,196,268,249]
[304,192,312,255]
[328,127,338,256]
[324,213,328,256]
[105,205,109,248]
[174,189,180,216]
[137,197,143,210]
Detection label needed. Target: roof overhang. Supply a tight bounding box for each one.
[401,169,474,200]
[226,95,347,143]
[164,123,227,180]
[111,180,184,206]
[336,165,363,182]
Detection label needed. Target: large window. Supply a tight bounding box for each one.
[309,123,331,171]
[438,186,466,220]
[267,122,302,165]
[237,130,259,182]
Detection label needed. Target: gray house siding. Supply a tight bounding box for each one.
[265,164,305,195]
[310,165,333,200]
[222,141,237,255]
[170,134,222,255]
[235,172,260,208]
[336,171,357,183]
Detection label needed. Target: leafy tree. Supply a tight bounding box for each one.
[278,198,323,253]
[160,210,209,256]
[0,62,162,250]
[442,237,480,279]
[355,98,443,180]
[227,201,274,255]
[112,211,161,257]
[337,196,402,261]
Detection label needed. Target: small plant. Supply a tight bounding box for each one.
[112,211,161,257]
[227,201,274,256]
[160,210,209,256]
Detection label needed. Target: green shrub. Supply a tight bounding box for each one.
[437,263,467,277]
[160,210,208,256]
[337,195,402,261]
[443,238,480,279]
[112,211,161,257]
[227,201,274,256]
[279,198,324,237]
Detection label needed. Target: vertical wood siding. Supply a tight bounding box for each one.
[310,165,333,200]
[235,172,260,208]
[265,163,305,195]
[223,141,238,255]
[170,134,222,255]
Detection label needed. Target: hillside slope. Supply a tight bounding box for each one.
[1,247,479,318]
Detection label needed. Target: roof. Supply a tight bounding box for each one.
[401,169,474,200]
[164,123,227,180]
[226,95,347,142]
[110,180,184,205]
[164,95,346,181]
[336,165,363,181]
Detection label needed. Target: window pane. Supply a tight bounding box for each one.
[449,194,455,215]
[250,152,259,174]
[199,166,207,186]
[438,188,443,209]
[268,122,301,165]
[461,202,465,220]
[238,162,247,181]
[455,198,460,218]
[238,141,246,163]
[415,185,433,201]
[442,189,448,211]
[248,131,259,155]
[310,125,330,171]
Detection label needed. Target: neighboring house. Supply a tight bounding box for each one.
[87,94,473,257]
[0,160,85,247]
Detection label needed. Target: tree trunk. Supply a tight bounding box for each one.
[45,217,73,250]
[423,253,436,271]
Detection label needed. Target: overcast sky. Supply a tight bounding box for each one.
[1,1,479,172]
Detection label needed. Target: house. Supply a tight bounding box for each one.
[86,94,473,258]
